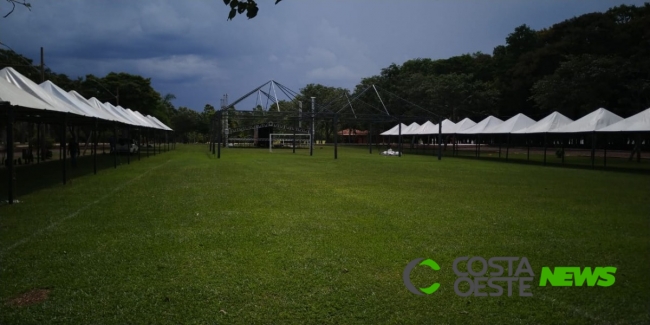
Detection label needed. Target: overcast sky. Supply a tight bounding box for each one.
[0,0,646,111]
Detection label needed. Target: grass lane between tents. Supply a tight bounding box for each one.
[1,145,649,324]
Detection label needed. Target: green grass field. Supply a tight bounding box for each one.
[1,145,649,324]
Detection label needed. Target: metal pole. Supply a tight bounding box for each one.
[310,97,315,156]
[138,129,141,161]
[437,117,442,160]
[126,127,130,165]
[591,132,596,169]
[36,121,41,163]
[527,137,530,162]
[224,109,229,148]
[334,114,338,159]
[544,133,548,166]
[373,85,390,115]
[603,135,609,167]
[217,112,222,159]
[506,134,510,160]
[40,47,45,82]
[298,101,303,128]
[212,118,216,155]
[398,119,402,157]
[113,122,117,168]
[93,118,97,175]
[293,116,296,154]
[147,129,150,158]
[369,123,372,154]
[562,136,566,165]
[62,113,67,184]
[5,104,15,204]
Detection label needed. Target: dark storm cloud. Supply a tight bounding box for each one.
[1,0,646,110]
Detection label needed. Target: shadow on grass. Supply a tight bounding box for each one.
[0,152,155,201]
[448,153,650,174]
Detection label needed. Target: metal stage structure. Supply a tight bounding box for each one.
[208,80,447,160]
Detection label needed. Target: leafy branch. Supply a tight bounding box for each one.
[223,0,281,20]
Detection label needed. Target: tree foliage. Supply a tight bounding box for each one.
[349,4,650,121]
[223,0,281,20]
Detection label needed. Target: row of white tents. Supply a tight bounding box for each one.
[380,108,650,136]
[0,67,172,131]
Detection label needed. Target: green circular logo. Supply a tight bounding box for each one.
[403,258,441,295]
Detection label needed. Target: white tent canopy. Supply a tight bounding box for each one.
[413,119,456,135]
[0,67,172,130]
[438,119,457,134]
[0,67,86,115]
[457,116,503,134]
[380,123,408,136]
[411,121,437,135]
[483,113,536,134]
[0,76,57,111]
[401,122,421,135]
[68,91,129,125]
[453,118,476,134]
[549,108,623,133]
[512,111,573,134]
[599,108,650,132]
[105,102,141,126]
[40,81,116,121]
[128,109,159,129]
[148,115,173,131]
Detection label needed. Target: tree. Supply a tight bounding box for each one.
[170,107,201,143]
[223,0,282,20]
[530,55,625,119]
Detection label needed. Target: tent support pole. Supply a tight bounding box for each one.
[147,129,150,158]
[562,136,566,165]
[369,123,372,154]
[498,137,502,158]
[637,133,642,162]
[93,118,98,175]
[138,129,141,161]
[126,127,130,165]
[334,114,338,159]
[62,113,67,184]
[5,104,15,204]
[527,137,530,162]
[113,122,118,168]
[36,121,41,164]
[591,131,596,169]
[438,117,442,160]
[544,133,548,166]
[603,135,609,167]
[217,111,222,159]
[506,134,510,160]
[398,118,402,157]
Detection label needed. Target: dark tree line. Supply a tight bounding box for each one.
[347,4,650,123]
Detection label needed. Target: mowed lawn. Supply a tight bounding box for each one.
[1,145,648,324]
